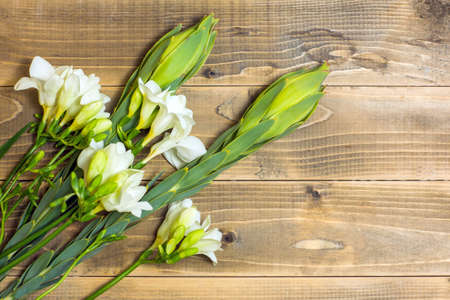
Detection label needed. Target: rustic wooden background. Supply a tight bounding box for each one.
[1,0,450,299]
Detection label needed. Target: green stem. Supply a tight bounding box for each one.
[86,250,155,300]
[0,209,6,246]
[86,260,142,300]
[0,208,76,260]
[0,215,75,275]
[4,194,25,220]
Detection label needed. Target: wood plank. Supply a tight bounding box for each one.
[2,276,449,300]
[0,0,449,86]
[8,181,450,276]
[0,86,449,180]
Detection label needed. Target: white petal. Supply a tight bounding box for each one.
[80,89,101,105]
[203,228,222,241]
[42,74,64,106]
[138,201,152,211]
[193,239,222,252]
[14,77,40,91]
[185,222,202,235]
[163,136,206,169]
[29,56,55,81]
[162,147,185,169]
[144,80,162,94]
[90,139,105,150]
[101,142,134,180]
[76,140,104,175]
[200,251,218,265]
[148,135,178,160]
[201,215,211,231]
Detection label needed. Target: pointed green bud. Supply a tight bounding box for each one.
[87,150,107,184]
[166,248,198,264]
[69,101,104,131]
[128,89,143,118]
[165,225,186,255]
[93,181,118,199]
[238,63,328,138]
[178,229,204,251]
[81,118,112,137]
[25,150,45,171]
[266,63,328,118]
[150,14,218,90]
[87,174,103,193]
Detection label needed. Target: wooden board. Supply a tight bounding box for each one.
[1,86,450,180]
[0,0,449,298]
[0,0,449,86]
[2,276,449,300]
[6,181,450,277]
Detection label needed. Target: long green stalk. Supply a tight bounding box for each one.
[0,216,75,275]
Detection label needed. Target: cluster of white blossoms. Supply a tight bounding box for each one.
[77,141,152,218]
[137,79,206,166]
[15,57,211,235]
[153,198,222,264]
[14,56,110,131]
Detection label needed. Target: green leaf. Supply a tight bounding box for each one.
[222,119,274,164]
[198,124,239,163]
[0,122,32,161]
[143,190,176,218]
[142,168,187,202]
[104,219,130,237]
[1,221,34,255]
[178,152,226,188]
[42,258,74,282]
[52,239,89,266]
[13,273,46,299]
[23,250,53,281]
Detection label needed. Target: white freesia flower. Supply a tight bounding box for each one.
[152,199,200,248]
[137,78,168,130]
[77,140,151,217]
[14,56,110,127]
[192,226,223,265]
[139,80,194,146]
[153,198,223,265]
[100,169,151,218]
[14,56,67,119]
[163,135,207,169]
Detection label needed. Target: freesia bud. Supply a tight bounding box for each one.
[76,141,151,218]
[148,14,218,91]
[177,229,204,251]
[69,101,104,131]
[128,89,143,118]
[81,118,112,137]
[86,150,107,184]
[151,199,200,249]
[153,200,222,265]
[25,150,45,171]
[166,248,198,264]
[238,63,329,141]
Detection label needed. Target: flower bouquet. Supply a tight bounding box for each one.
[0,14,328,299]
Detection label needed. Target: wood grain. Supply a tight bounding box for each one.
[0,86,449,180]
[8,181,449,277]
[2,276,449,300]
[0,0,448,86]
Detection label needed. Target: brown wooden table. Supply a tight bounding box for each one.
[1,0,449,299]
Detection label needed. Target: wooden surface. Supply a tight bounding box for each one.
[1,0,450,299]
